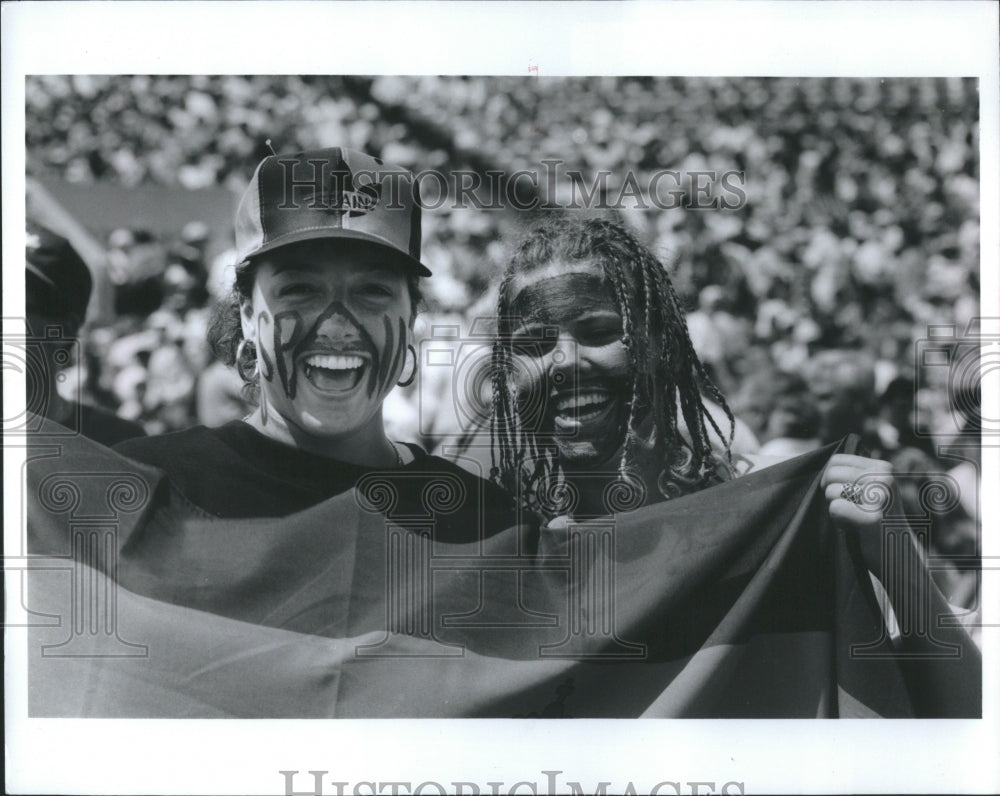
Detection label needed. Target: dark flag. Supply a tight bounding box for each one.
[24,419,980,717]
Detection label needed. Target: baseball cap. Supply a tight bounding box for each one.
[25,221,93,325]
[234,146,430,276]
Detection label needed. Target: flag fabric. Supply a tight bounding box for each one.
[23,421,980,718]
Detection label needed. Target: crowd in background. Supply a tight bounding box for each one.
[25,75,982,607]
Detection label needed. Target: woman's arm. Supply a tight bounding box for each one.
[820,453,981,715]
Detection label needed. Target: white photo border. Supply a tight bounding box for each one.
[3,2,999,794]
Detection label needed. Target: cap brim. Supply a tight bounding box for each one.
[243,228,432,277]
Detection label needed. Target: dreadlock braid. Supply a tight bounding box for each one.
[603,255,644,476]
[491,268,559,511]
[490,273,516,486]
[490,215,734,517]
[655,263,736,467]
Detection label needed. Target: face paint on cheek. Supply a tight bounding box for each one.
[370,315,408,397]
[509,272,616,327]
[510,269,633,464]
[395,316,409,384]
[272,310,305,399]
[276,301,384,399]
[372,315,394,398]
[256,311,274,383]
[259,385,269,425]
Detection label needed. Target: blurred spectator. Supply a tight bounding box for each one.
[164,220,212,309]
[107,227,167,316]
[686,285,749,393]
[729,367,817,456]
[141,310,198,435]
[197,360,252,427]
[802,349,879,447]
[934,352,982,608]
[22,75,980,495]
[25,221,145,446]
[729,367,780,444]
[801,351,978,609]
[877,375,941,461]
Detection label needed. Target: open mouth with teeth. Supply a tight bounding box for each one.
[551,388,619,431]
[300,353,367,393]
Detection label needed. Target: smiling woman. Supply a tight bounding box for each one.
[507,262,634,467]
[234,242,417,462]
[483,216,983,707]
[492,215,738,518]
[490,215,906,539]
[28,156,980,721]
[112,147,515,526]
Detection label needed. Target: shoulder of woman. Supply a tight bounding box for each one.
[415,450,492,482]
[112,424,215,461]
[700,399,760,457]
[732,451,795,476]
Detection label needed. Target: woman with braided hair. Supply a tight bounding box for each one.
[490,214,894,531]
[483,214,985,719]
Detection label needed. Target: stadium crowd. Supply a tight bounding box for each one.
[25,75,982,608]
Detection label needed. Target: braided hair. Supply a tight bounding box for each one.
[490,215,734,515]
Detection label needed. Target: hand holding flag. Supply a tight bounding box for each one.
[821,452,896,568]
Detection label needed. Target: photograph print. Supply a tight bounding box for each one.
[15,72,985,721]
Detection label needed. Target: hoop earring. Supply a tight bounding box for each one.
[397,344,418,387]
[235,338,257,382]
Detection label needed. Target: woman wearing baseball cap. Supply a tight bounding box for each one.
[115,147,516,530]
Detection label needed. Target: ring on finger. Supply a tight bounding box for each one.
[840,483,864,505]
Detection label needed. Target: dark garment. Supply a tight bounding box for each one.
[28,433,982,717]
[78,403,146,447]
[113,421,519,540]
